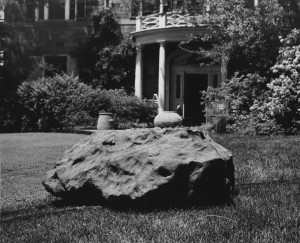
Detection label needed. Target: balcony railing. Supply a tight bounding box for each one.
[136,10,220,31]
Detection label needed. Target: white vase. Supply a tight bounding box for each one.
[154,111,182,128]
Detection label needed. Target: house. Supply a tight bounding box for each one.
[131,0,258,122]
[2,0,136,78]
[3,0,262,123]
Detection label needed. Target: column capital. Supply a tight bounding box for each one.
[136,43,144,50]
[157,40,166,46]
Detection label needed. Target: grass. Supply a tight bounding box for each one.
[1,133,300,242]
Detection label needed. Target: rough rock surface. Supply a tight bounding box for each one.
[43,127,234,207]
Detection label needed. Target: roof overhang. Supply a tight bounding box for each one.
[131,26,211,45]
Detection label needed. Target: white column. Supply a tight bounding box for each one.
[136,16,142,31]
[35,6,39,21]
[221,59,227,84]
[0,5,4,23]
[135,45,143,99]
[254,0,259,7]
[158,41,166,112]
[44,3,49,20]
[65,0,70,20]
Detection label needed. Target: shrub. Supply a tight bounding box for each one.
[18,73,111,132]
[18,74,157,131]
[104,89,157,129]
[202,74,274,135]
[264,29,300,133]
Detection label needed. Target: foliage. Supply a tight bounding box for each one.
[75,10,137,91]
[204,29,300,135]
[202,74,282,135]
[18,73,111,132]
[75,10,122,85]
[179,0,299,77]
[95,38,137,92]
[17,74,157,131]
[252,29,300,133]
[195,1,300,135]
[0,22,34,132]
[105,89,157,129]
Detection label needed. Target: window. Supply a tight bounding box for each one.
[70,0,86,20]
[104,0,109,8]
[76,0,86,19]
[38,2,44,20]
[213,74,219,88]
[130,0,139,18]
[70,0,76,20]
[26,1,35,21]
[49,0,65,20]
[143,0,159,16]
[176,74,181,99]
[44,56,67,77]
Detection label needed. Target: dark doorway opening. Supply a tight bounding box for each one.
[184,73,208,124]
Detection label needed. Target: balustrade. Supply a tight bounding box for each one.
[136,10,219,31]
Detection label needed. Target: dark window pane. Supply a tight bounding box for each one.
[26,2,35,20]
[77,1,86,19]
[213,74,218,88]
[131,0,139,17]
[39,3,44,20]
[49,0,65,20]
[70,0,75,20]
[143,0,159,15]
[176,74,181,98]
[44,56,67,77]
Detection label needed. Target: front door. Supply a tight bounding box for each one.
[184,74,208,124]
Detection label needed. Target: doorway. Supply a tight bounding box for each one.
[184,73,208,124]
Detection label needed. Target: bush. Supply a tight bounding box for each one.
[264,29,300,133]
[18,74,157,131]
[202,74,274,135]
[18,73,111,132]
[104,89,157,129]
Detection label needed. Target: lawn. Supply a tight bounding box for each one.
[1,132,300,242]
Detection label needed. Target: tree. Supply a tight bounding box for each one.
[0,22,34,132]
[75,10,137,91]
[75,10,122,85]
[95,38,136,91]
[180,0,300,134]
[179,0,299,77]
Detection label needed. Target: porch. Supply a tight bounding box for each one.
[131,0,227,124]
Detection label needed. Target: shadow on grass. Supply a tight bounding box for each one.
[49,187,236,213]
[2,181,299,226]
[50,179,300,212]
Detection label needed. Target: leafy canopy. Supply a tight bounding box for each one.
[75,10,136,91]
[179,0,299,77]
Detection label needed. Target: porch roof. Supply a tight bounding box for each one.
[131,26,211,45]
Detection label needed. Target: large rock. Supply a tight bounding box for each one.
[43,127,234,207]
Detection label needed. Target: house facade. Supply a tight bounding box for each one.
[2,0,262,123]
[2,0,136,78]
